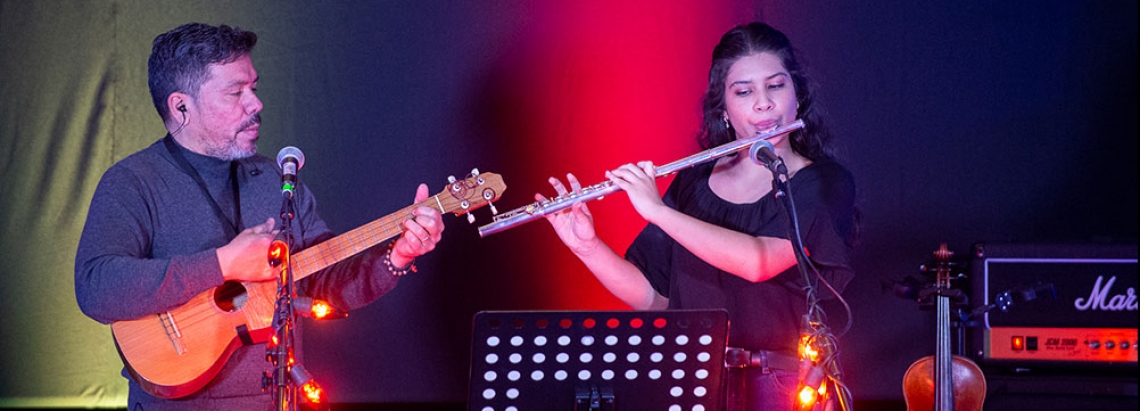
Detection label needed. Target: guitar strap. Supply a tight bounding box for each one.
[163,134,243,239]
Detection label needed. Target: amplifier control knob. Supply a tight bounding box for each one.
[1105,340,1116,350]
[1120,341,1131,349]
[1087,340,1101,349]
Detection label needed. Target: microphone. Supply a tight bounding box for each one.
[276,146,305,196]
[749,139,787,175]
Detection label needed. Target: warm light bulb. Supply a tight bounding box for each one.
[301,381,324,404]
[799,335,820,362]
[311,300,333,319]
[298,380,330,411]
[798,384,817,406]
[293,298,347,320]
[267,240,289,267]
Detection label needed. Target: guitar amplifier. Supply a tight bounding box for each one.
[968,242,1138,372]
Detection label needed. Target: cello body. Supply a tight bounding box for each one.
[903,354,986,411]
[901,244,986,411]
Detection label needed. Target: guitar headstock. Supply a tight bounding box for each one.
[434,169,507,224]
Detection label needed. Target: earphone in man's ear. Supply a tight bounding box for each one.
[172,103,189,135]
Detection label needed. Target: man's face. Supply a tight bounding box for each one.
[182,54,262,160]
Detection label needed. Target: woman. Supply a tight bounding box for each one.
[539,22,857,410]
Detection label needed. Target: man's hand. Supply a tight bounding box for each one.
[390,183,445,267]
[216,217,280,282]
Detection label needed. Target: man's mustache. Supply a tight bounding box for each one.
[240,114,261,131]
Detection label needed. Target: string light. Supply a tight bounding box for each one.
[293,297,347,320]
[793,316,853,411]
[796,332,827,411]
[299,381,327,411]
[288,364,329,411]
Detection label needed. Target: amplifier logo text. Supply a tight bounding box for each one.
[1044,337,1078,347]
[1073,275,1137,312]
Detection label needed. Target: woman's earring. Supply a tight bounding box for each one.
[723,116,731,129]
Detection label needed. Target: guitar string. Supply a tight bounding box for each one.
[130,200,450,343]
[117,186,495,384]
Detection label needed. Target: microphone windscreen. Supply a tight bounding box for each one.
[276,146,305,171]
[748,139,777,167]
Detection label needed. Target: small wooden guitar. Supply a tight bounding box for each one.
[110,171,506,399]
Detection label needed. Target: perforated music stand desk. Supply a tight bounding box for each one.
[467,309,729,411]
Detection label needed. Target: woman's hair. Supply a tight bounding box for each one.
[697,22,834,162]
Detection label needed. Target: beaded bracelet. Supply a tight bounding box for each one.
[383,241,417,276]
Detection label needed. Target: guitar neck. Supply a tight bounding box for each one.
[288,196,440,281]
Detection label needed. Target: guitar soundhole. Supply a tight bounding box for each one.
[213,281,248,312]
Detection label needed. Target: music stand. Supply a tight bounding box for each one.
[467,309,729,411]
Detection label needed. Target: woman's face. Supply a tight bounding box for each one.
[722,52,798,149]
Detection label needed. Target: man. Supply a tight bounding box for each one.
[74,22,444,410]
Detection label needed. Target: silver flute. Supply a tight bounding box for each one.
[478,119,805,237]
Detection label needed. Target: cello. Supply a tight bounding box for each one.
[902,244,986,411]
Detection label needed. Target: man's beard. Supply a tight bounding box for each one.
[207,114,261,160]
[209,141,257,161]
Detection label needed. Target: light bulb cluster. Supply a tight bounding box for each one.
[795,333,827,411]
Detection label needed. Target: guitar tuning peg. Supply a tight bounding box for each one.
[448,175,457,184]
[489,201,498,215]
[467,213,475,224]
[471,168,480,176]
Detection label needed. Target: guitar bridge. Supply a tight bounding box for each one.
[159,312,188,355]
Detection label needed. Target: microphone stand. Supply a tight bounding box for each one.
[764,153,853,411]
[266,190,299,411]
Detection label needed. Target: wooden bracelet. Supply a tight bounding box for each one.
[383,241,416,276]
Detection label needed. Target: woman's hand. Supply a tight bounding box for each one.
[607,161,667,223]
[538,173,601,256]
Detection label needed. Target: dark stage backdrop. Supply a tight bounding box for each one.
[1,0,1135,408]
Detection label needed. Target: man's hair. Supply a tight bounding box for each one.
[147,23,257,123]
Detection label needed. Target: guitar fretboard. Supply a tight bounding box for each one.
[289,196,440,280]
